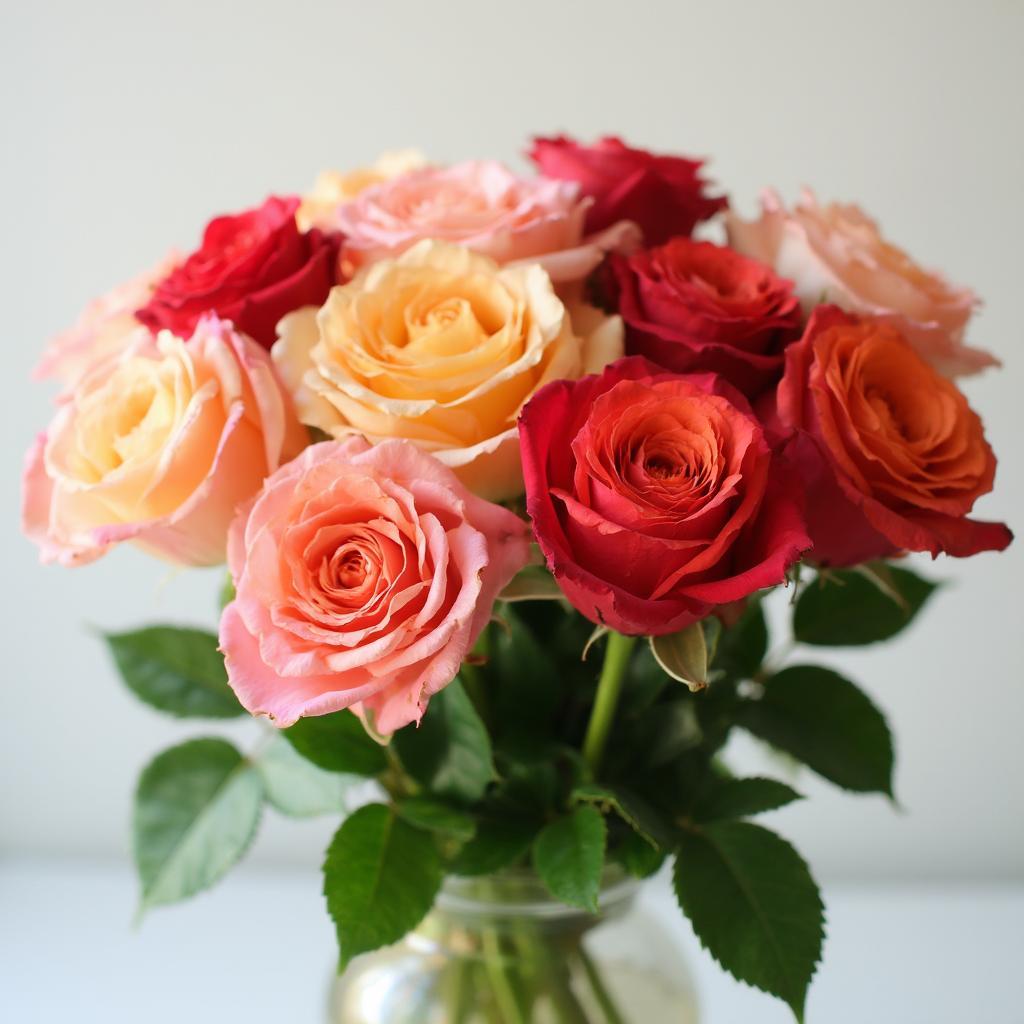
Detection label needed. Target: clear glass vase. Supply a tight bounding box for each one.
[328,869,699,1023]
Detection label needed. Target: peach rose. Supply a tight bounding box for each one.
[33,252,180,385]
[334,159,640,286]
[727,189,996,377]
[272,241,624,500]
[296,150,428,232]
[22,316,307,567]
[219,437,531,733]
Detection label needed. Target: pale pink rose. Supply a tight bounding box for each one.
[335,159,640,285]
[22,316,307,567]
[727,189,996,376]
[219,437,531,734]
[33,253,181,385]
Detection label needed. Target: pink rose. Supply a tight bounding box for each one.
[22,316,307,567]
[335,159,639,285]
[218,437,531,734]
[33,253,180,385]
[727,189,996,377]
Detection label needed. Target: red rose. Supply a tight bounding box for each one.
[519,356,810,635]
[528,135,727,246]
[137,196,341,348]
[774,306,1012,565]
[610,238,802,397]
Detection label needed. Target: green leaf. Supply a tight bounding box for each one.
[532,805,606,912]
[393,680,493,803]
[692,776,803,823]
[714,599,769,680]
[104,626,241,719]
[488,606,565,735]
[631,700,702,767]
[673,822,823,1021]
[572,783,674,849]
[702,617,723,664]
[284,710,388,777]
[256,734,353,818]
[396,796,476,841]
[794,564,938,646]
[133,738,262,912]
[497,564,565,602]
[737,665,894,795]
[449,818,536,876]
[615,828,666,879]
[323,804,443,969]
[650,623,709,692]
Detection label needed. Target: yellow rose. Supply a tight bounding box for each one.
[272,241,623,500]
[296,150,427,232]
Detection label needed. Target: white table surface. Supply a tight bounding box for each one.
[1,857,1021,1023]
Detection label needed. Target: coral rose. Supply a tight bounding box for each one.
[296,150,427,232]
[529,135,728,246]
[34,252,180,386]
[609,237,801,397]
[22,316,307,567]
[218,437,531,734]
[519,356,810,636]
[137,196,341,349]
[773,306,1012,565]
[334,159,639,285]
[272,241,624,500]
[727,189,996,377]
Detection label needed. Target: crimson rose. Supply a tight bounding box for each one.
[137,196,340,348]
[529,135,727,246]
[610,237,802,396]
[774,306,1012,565]
[519,356,810,635]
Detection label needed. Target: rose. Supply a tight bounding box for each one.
[773,306,1012,566]
[727,189,996,377]
[528,135,728,247]
[609,237,802,396]
[218,437,531,733]
[33,252,181,386]
[22,316,307,566]
[296,150,427,232]
[136,196,341,349]
[272,240,623,500]
[334,159,639,285]
[519,356,810,635]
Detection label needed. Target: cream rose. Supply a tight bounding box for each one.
[296,150,427,232]
[272,241,623,500]
[22,316,308,566]
[727,189,996,376]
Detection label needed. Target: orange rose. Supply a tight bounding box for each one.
[775,306,1011,565]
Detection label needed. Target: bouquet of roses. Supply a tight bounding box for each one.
[23,135,1011,1022]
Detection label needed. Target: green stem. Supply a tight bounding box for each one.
[445,957,474,1024]
[578,944,627,1024]
[480,927,529,1024]
[582,632,638,774]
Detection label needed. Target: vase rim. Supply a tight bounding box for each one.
[435,865,639,920]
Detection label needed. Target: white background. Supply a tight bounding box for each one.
[1,0,1021,886]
